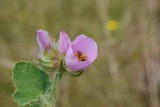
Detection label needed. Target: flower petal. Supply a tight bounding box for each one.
[71,34,98,61]
[65,46,92,71]
[37,29,52,51]
[65,34,98,71]
[58,31,71,54]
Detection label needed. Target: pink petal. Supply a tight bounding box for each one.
[65,46,92,71]
[65,34,98,71]
[58,31,71,54]
[37,29,52,51]
[71,34,98,61]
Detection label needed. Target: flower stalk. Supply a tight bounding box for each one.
[49,62,64,107]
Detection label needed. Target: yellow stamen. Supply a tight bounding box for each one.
[75,51,87,61]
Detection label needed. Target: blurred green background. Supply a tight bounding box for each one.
[1,0,160,107]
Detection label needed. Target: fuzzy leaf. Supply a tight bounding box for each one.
[13,61,51,106]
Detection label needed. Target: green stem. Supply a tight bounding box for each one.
[49,69,63,107]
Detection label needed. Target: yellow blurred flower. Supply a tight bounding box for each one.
[106,20,119,31]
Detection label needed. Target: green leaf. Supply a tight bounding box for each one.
[13,61,51,106]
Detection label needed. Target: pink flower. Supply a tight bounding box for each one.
[58,31,71,54]
[65,34,98,71]
[37,29,52,51]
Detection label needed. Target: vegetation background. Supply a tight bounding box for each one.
[1,0,160,107]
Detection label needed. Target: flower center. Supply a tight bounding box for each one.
[74,51,87,61]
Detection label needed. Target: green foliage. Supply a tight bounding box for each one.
[13,62,51,106]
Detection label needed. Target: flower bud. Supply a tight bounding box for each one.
[37,29,60,70]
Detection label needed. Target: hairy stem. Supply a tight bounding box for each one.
[49,69,63,107]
